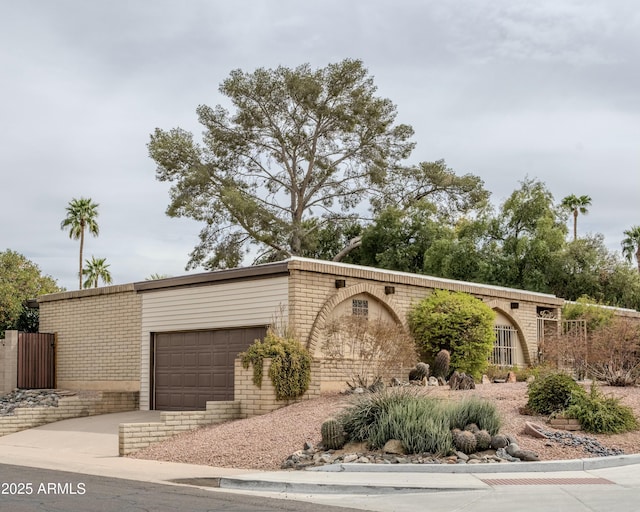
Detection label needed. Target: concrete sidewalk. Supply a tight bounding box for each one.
[0,411,639,511]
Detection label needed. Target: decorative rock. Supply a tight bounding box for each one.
[526,375,536,383]
[449,371,475,390]
[383,439,406,455]
[428,376,439,386]
[490,434,509,449]
[0,389,62,416]
[343,454,358,463]
[506,443,520,457]
[481,374,491,384]
[524,421,548,439]
[495,448,519,462]
[512,449,539,462]
[456,451,469,462]
[506,371,517,383]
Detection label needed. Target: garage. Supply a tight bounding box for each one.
[152,326,266,410]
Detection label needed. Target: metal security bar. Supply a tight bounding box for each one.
[491,325,517,366]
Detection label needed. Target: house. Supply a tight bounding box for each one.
[36,256,588,411]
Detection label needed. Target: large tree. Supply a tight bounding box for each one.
[560,194,592,241]
[0,250,61,336]
[148,59,415,270]
[60,197,100,289]
[488,178,567,292]
[82,256,113,288]
[622,225,640,273]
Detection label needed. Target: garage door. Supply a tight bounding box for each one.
[153,326,266,411]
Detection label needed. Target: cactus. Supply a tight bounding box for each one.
[464,423,479,434]
[321,418,346,450]
[432,349,450,379]
[409,362,430,382]
[475,429,492,451]
[453,429,477,454]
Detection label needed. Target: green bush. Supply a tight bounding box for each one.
[449,397,502,435]
[565,383,638,434]
[526,372,586,415]
[337,388,501,455]
[408,289,496,380]
[239,329,311,401]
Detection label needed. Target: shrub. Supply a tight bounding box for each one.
[565,383,638,434]
[526,372,586,415]
[449,396,502,435]
[588,318,640,387]
[239,329,311,401]
[408,290,495,380]
[337,388,501,455]
[322,316,418,386]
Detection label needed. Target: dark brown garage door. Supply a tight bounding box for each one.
[153,326,266,411]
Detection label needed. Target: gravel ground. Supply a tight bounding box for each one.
[130,382,640,470]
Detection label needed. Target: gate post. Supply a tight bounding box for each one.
[0,331,19,394]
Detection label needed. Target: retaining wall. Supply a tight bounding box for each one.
[0,391,139,436]
[119,358,322,455]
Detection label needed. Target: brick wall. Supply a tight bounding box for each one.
[119,401,241,455]
[38,285,141,391]
[0,391,138,436]
[234,358,321,418]
[287,258,564,390]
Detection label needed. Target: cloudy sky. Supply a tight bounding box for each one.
[2,0,639,291]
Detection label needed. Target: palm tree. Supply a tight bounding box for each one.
[622,225,640,273]
[561,194,592,241]
[82,256,112,288]
[60,198,100,289]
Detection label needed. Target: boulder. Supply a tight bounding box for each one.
[382,439,406,455]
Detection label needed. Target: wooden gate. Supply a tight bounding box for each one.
[17,332,56,389]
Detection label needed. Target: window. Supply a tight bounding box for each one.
[491,325,517,366]
[352,299,369,317]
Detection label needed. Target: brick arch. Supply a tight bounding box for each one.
[306,283,404,356]
[485,300,532,366]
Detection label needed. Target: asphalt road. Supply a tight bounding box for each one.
[0,464,362,512]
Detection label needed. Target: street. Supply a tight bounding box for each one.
[0,464,362,512]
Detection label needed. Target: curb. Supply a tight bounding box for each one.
[307,453,640,474]
[214,478,484,494]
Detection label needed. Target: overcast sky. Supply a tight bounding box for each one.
[2,0,639,291]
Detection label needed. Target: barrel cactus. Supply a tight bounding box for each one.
[432,349,450,379]
[321,418,346,450]
[464,423,479,434]
[453,429,477,454]
[475,429,492,451]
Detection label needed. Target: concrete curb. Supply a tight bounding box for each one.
[307,453,640,474]
[213,478,484,494]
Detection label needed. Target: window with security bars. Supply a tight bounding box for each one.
[491,325,517,366]
[352,299,369,317]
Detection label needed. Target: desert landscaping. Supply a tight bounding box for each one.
[130,380,640,471]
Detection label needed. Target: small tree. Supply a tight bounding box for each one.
[408,290,495,380]
[322,316,418,387]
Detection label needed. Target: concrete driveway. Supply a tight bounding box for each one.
[0,410,161,457]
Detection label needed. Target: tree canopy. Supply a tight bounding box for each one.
[0,250,61,336]
[149,59,416,269]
